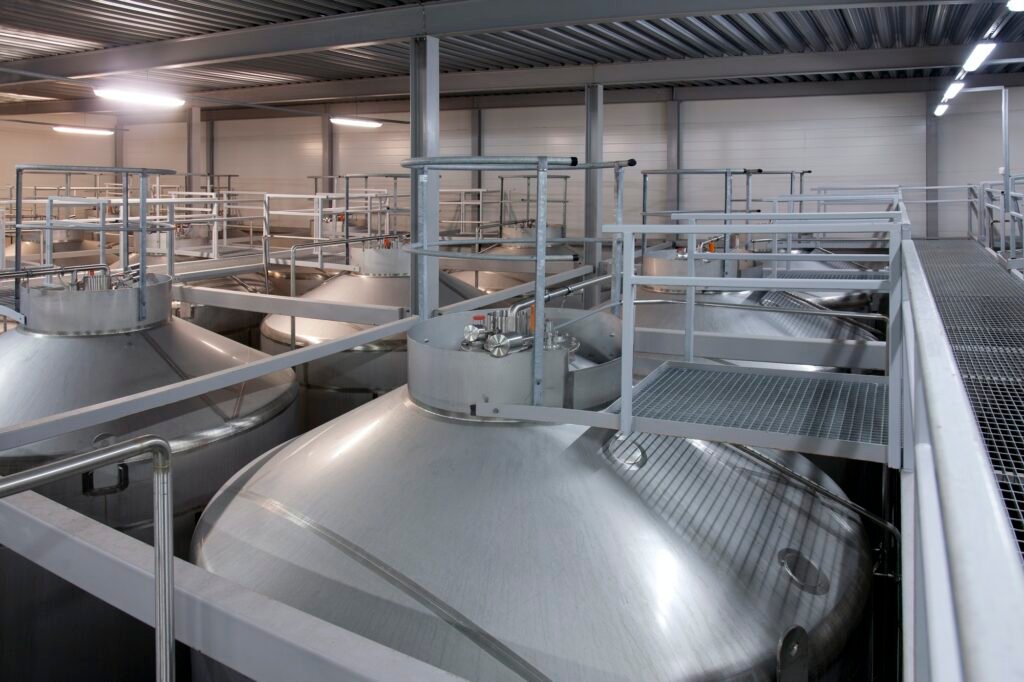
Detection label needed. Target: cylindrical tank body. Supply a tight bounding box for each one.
[638,251,877,371]
[260,245,481,427]
[0,274,300,680]
[193,310,870,681]
[6,238,118,267]
[449,225,579,294]
[134,253,328,343]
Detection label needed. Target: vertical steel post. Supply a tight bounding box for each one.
[151,444,175,682]
[1002,87,1013,259]
[612,165,625,311]
[640,173,649,273]
[186,106,203,194]
[344,176,352,264]
[619,226,636,434]
[584,83,604,309]
[138,174,148,321]
[121,174,130,272]
[99,200,107,263]
[926,92,940,239]
[166,204,175,280]
[531,157,549,405]
[410,35,440,317]
[14,168,22,310]
[686,229,696,362]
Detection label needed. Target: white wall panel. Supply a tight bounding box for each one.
[332,109,472,230]
[936,87,1024,238]
[123,121,186,178]
[0,114,115,195]
[681,93,928,235]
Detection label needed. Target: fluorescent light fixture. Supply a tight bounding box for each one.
[934,103,949,117]
[52,125,114,136]
[1009,0,1024,11]
[963,42,997,72]
[943,81,965,101]
[330,116,383,128]
[93,87,185,108]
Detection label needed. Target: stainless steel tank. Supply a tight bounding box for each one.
[0,272,300,680]
[260,244,482,426]
[638,250,878,371]
[644,247,877,310]
[133,253,328,343]
[6,238,118,267]
[193,308,870,681]
[450,225,579,294]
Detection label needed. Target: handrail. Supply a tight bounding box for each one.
[0,435,175,681]
[902,242,1024,681]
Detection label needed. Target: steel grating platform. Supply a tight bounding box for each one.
[775,269,888,280]
[917,239,1024,559]
[620,362,888,462]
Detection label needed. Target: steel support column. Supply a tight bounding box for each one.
[583,83,604,309]
[113,115,125,168]
[206,119,215,178]
[925,92,939,239]
[321,107,335,184]
[410,36,441,317]
[186,106,204,192]
[471,108,483,225]
[666,99,684,209]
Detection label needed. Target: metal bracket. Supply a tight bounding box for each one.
[82,463,130,496]
[776,626,810,682]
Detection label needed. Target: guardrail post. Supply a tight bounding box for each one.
[0,436,176,682]
[531,157,549,405]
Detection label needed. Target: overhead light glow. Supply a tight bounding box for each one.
[93,87,185,108]
[934,103,949,117]
[52,125,114,136]
[963,42,997,73]
[1008,0,1024,11]
[330,116,383,128]
[943,81,965,101]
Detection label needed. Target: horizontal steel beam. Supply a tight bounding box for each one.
[0,1,952,85]
[172,284,406,324]
[7,71,1024,121]
[193,44,1024,105]
[0,489,461,682]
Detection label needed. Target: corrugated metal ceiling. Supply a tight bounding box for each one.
[0,2,1020,100]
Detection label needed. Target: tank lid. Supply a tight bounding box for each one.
[407,308,620,416]
[353,243,410,276]
[20,274,172,335]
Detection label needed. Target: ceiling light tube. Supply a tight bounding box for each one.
[934,103,949,117]
[93,87,185,108]
[330,116,383,128]
[943,81,965,101]
[1008,0,1024,11]
[963,42,997,72]
[53,125,115,136]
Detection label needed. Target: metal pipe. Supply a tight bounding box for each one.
[0,435,175,682]
[510,274,612,316]
[402,156,577,168]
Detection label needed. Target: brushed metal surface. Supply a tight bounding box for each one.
[192,388,870,681]
[0,308,300,680]
[21,274,173,334]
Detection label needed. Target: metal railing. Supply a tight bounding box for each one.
[0,435,175,681]
[900,241,1024,681]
